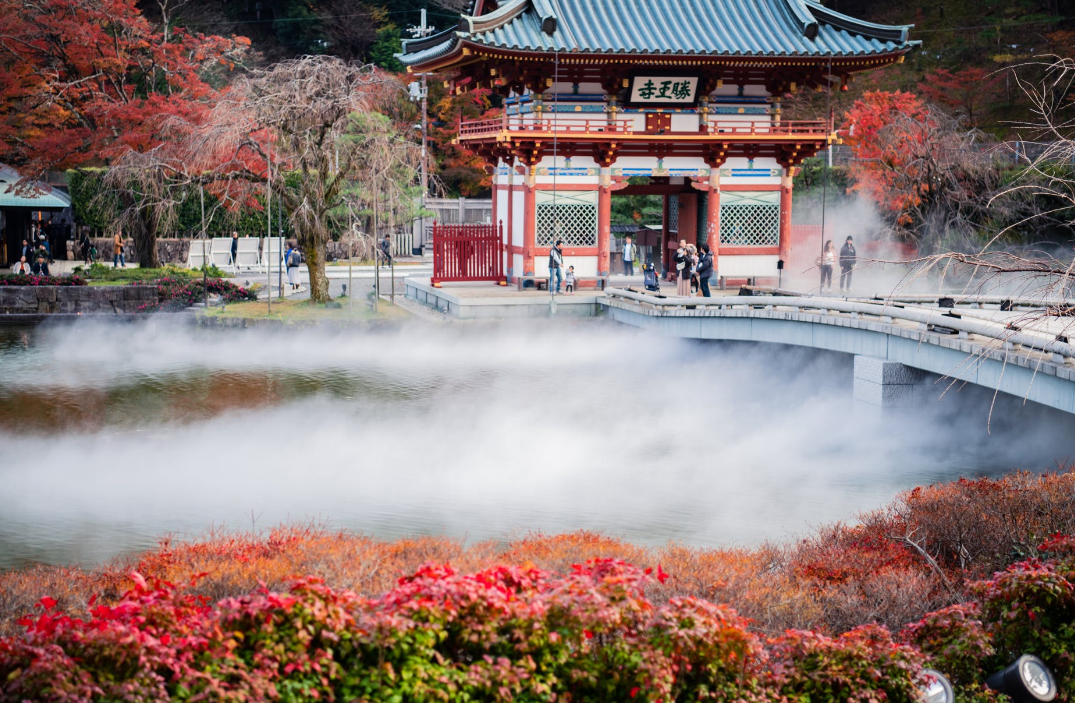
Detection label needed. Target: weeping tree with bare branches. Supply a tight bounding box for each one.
[117,56,420,302]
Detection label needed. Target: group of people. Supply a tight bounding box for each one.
[547,239,579,295]
[818,236,857,293]
[673,239,715,297]
[11,236,51,275]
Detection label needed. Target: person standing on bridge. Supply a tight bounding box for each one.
[697,244,714,297]
[819,240,835,292]
[839,236,857,292]
[675,240,691,296]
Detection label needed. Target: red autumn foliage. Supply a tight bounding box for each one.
[0,0,249,178]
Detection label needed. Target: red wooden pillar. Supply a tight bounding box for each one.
[523,180,536,277]
[706,180,720,275]
[779,167,796,267]
[598,184,611,277]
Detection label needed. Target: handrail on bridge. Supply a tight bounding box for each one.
[603,288,1075,361]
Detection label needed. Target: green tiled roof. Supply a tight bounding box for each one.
[0,167,70,209]
[399,0,917,66]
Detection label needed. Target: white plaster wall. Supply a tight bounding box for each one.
[534,255,598,278]
[495,186,509,238]
[717,255,779,277]
[671,113,702,131]
[512,190,525,247]
[512,253,524,277]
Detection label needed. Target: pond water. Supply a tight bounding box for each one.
[0,319,1071,570]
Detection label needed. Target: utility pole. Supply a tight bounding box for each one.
[200,185,208,309]
[409,9,432,255]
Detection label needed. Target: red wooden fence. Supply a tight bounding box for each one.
[431,222,506,286]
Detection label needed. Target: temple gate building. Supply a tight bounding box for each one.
[399,0,917,286]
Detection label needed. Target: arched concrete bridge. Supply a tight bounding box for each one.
[601,289,1075,415]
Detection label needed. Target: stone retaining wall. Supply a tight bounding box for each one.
[0,285,162,314]
[74,239,192,266]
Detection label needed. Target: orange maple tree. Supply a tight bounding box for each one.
[842,90,997,247]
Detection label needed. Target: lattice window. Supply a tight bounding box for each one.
[720,191,779,247]
[536,191,597,247]
[668,195,679,233]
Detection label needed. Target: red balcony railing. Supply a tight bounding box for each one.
[456,114,831,141]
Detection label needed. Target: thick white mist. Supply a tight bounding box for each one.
[0,320,1069,567]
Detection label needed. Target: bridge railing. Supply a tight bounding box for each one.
[603,288,1075,361]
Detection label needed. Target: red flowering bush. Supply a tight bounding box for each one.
[0,273,86,286]
[0,560,944,703]
[135,276,258,312]
[766,625,927,703]
[975,538,1075,701]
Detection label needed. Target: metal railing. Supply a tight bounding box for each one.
[603,288,1075,360]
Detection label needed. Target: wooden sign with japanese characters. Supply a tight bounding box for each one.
[627,75,700,106]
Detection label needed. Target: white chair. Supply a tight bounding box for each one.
[188,240,211,269]
[209,237,232,268]
[235,237,260,270]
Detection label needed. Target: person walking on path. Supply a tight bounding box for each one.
[548,239,564,294]
[696,244,714,297]
[819,240,835,292]
[379,234,392,268]
[79,229,92,264]
[622,236,635,276]
[839,236,857,292]
[285,241,301,290]
[675,240,691,296]
[230,231,239,272]
[112,231,126,268]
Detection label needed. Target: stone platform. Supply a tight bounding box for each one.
[406,279,605,319]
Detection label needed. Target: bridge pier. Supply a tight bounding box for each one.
[853,356,926,411]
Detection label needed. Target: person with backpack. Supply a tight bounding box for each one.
[285,242,301,290]
[548,239,564,294]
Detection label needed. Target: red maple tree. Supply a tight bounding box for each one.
[842,90,997,247]
[0,0,249,174]
[0,0,249,264]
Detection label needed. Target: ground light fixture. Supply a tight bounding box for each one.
[919,669,954,703]
[986,655,1057,703]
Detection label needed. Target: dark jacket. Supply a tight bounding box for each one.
[696,252,714,279]
[839,242,857,268]
[548,246,563,269]
[230,238,238,258]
